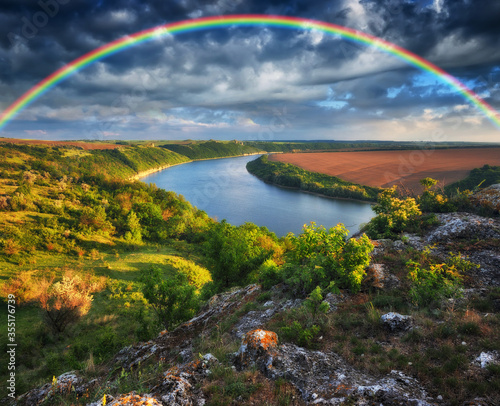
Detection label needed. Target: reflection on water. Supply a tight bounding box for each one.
[141,155,374,237]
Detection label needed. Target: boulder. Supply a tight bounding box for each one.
[381,312,413,332]
[474,351,499,369]
[366,263,400,290]
[471,184,500,213]
[233,329,278,371]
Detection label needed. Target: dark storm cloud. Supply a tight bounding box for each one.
[0,0,499,141]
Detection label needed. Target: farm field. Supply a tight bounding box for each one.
[269,148,500,192]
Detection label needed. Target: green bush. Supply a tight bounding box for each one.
[283,223,373,295]
[279,287,329,348]
[140,267,199,330]
[366,187,421,239]
[406,259,464,308]
[204,221,282,291]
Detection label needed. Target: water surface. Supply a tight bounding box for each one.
[142,155,374,236]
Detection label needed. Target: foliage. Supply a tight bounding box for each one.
[303,286,330,320]
[124,210,142,243]
[445,164,500,193]
[246,155,380,201]
[140,266,199,330]
[406,258,465,308]
[204,220,283,291]
[79,206,115,234]
[38,274,94,333]
[255,259,283,290]
[276,288,329,348]
[162,140,261,160]
[283,223,373,295]
[280,320,321,348]
[166,256,212,291]
[366,186,422,239]
[417,177,456,213]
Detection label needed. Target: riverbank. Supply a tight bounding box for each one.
[130,152,266,181]
[246,154,381,202]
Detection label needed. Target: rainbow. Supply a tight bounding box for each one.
[1,14,499,131]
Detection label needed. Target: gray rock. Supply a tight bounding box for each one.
[426,213,500,243]
[367,263,401,290]
[381,312,413,332]
[474,351,499,368]
[471,183,500,212]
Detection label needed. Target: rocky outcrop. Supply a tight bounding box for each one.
[233,330,436,405]
[426,213,500,243]
[471,184,500,213]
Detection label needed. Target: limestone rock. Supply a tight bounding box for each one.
[257,343,435,405]
[471,184,500,213]
[426,213,500,243]
[366,263,400,290]
[232,297,302,339]
[21,371,83,405]
[234,329,278,371]
[381,312,413,332]
[474,351,499,369]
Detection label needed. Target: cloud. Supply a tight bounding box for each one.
[0,0,499,141]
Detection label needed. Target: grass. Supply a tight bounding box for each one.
[0,239,209,399]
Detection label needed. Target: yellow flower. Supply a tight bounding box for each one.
[102,394,106,405]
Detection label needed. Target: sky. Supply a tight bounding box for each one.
[0,0,499,142]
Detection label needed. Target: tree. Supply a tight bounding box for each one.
[140,267,199,330]
[124,210,142,243]
[38,274,94,334]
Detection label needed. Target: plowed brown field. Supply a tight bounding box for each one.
[269,148,500,192]
[0,138,120,150]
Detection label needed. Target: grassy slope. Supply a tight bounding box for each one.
[162,140,262,159]
[0,144,210,397]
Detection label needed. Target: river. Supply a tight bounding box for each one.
[141,155,374,237]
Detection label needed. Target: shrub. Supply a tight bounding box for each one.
[255,259,282,289]
[2,238,22,256]
[38,274,94,333]
[418,178,455,213]
[166,257,212,291]
[124,210,142,243]
[406,260,464,308]
[140,267,199,330]
[279,288,329,348]
[0,195,11,210]
[204,221,282,291]
[2,271,38,305]
[366,187,421,239]
[283,223,373,295]
[79,206,115,234]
